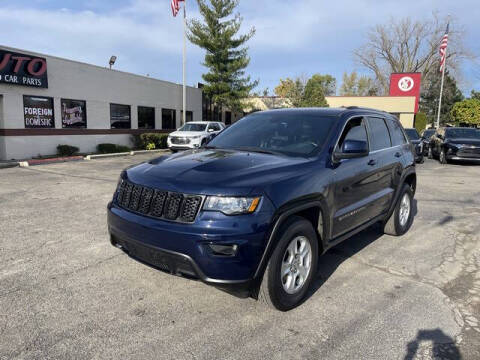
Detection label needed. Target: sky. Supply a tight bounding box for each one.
[1,0,479,95]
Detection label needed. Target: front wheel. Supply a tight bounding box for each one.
[259,216,319,311]
[383,184,414,236]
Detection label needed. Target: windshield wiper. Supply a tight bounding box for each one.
[231,146,279,155]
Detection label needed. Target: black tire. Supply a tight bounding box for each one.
[439,149,448,164]
[383,184,414,236]
[259,216,319,311]
[427,147,433,159]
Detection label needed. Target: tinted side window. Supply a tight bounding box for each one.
[338,117,368,150]
[210,123,221,131]
[366,117,392,151]
[386,117,407,146]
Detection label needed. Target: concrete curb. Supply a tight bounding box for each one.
[19,156,84,167]
[85,149,169,160]
[0,162,20,169]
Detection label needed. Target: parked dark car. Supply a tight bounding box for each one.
[420,129,436,156]
[404,128,424,163]
[107,108,416,311]
[428,127,480,164]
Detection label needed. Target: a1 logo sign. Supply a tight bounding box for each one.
[397,76,414,92]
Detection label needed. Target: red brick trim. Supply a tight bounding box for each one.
[0,128,173,136]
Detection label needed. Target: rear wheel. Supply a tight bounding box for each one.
[259,216,318,311]
[439,149,448,164]
[427,147,433,159]
[383,184,414,236]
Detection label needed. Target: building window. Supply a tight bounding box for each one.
[162,108,176,129]
[23,95,55,128]
[225,111,232,125]
[180,111,193,123]
[110,103,131,129]
[213,106,221,122]
[61,99,87,128]
[138,106,155,129]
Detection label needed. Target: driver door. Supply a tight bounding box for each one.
[332,117,383,238]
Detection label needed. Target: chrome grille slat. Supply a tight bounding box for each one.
[115,180,201,223]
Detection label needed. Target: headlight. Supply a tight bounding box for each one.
[203,196,261,215]
[190,135,201,140]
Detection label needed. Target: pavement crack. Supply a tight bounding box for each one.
[21,167,115,183]
[52,254,123,279]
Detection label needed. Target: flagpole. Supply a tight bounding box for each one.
[436,48,447,129]
[436,19,450,129]
[182,0,187,127]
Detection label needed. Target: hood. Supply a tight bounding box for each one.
[170,130,204,137]
[447,138,480,146]
[125,149,313,195]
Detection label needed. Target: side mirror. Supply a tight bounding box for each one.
[208,128,214,133]
[333,140,369,161]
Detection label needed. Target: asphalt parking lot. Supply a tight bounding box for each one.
[1,155,479,360]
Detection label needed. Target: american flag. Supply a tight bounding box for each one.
[439,23,449,73]
[171,0,184,17]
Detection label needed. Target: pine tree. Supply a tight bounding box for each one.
[188,0,258,113]
[420,71,464,126]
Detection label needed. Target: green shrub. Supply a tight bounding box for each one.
[97,143,131,154]
[131,133,169,150]
[146,143,156,150]
[414,112,427,133]
[57,144,79,157]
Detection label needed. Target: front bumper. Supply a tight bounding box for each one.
[446,147,480,161]
[107,200,273,294]
[167,137,201,150]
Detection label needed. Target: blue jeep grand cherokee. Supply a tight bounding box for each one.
[108,108,416,311]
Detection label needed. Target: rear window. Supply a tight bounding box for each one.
[208,112,337,156]
[366,117,392,151]
[445,128,480,139]
[422,129,435,139]
[405,129,420,140]
[386,117,407,146]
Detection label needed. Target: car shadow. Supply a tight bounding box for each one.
[302,199,418,305]
[404,328,461,359]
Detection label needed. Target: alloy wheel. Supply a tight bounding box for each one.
[281,236,312,294]
[399,193,411,227]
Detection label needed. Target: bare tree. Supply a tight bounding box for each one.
[354,13,474,94]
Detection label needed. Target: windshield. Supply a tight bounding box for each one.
[207,112,337,156]
[445,128,480,139]
[405,129,420,140]
[179,123,207,132]
[422,129,435,139]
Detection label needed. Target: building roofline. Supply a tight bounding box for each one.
[0,44,199,91]
[325,95,416,99]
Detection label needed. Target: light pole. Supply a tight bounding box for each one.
[109,56,117,69]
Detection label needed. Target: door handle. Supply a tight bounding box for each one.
[368,159,377,166]
[395,152,402,158]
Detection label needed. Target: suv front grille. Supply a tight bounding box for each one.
[171,137,190,145]
[116,179,203,223]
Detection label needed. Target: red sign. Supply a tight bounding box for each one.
[0,49,48,88]
[389,73,421,113]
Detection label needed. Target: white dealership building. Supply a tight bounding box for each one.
[0,45,203,160]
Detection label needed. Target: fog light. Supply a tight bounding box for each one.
[208,244,238,257]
